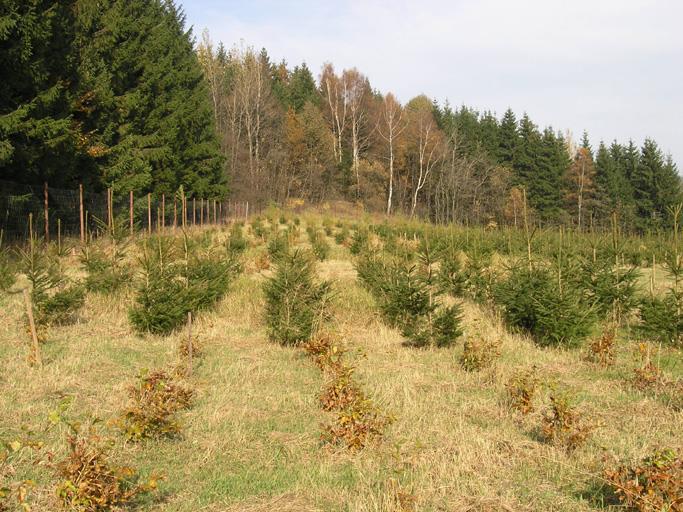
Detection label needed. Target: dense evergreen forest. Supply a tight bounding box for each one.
[1,0,681,230]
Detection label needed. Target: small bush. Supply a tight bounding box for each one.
[119,369,193,440]
[321,398,393,451]
[55,432,157,511]
[251,217,267,239]
[319,363,366,412]
[308,229,330,261]
[81,245,131,294]
[585,328,617,367]
[226,223,248,256]
[437,251,466,297]
[263,250,332,346]
[0,246,16,292]
[356,252,464,348]
[129,238,237,335]
[578,256,640,323]
[334,226,349,245]
[303,334,346,372]
[506,367,539,414]
[541,392,594,452]
[493,265,594,347]
[267,231,290,261]
[638,292,683,348]
[460,335,501,371]
[604,448,682,512]
[19,242,85,326]
[350,228,369,255]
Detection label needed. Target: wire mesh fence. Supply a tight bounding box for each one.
[0,180,249,244]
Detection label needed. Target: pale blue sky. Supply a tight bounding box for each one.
[181,0,683,166]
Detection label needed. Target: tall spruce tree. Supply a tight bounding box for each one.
[0,0,82,186]
[630,138,681,230]
[497,108,518,166]
[75,0,224,196]
[288,63,319,112]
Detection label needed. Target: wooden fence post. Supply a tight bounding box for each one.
[192,198,196,226]
[79,184,85,244]
[147,193,152,235]
[106,187,112,232]
[57,218,61,253]
[43,182,49,243]
[187,311,193,377]
[245,201,249,222]
[23,289,42,368]
[129,191,134,236]
[161,193,166,231]
[182,193,187,230]
[173,196,177,231]
[213,199,216,224]
[200,199,204,226]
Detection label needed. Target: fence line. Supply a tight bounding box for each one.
[0,179,249,244]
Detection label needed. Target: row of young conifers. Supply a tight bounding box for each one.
[0,211,681,510]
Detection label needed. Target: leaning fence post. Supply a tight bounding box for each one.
[129,190,134,237]
[43,182,49,243]
[23,289,42,368]
[28,213,33,247]
[147,193,152,235]
[79,184,85,244]
[106,187,112,232]
[187,311,193,377]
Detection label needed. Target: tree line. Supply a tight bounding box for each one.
[198,31,681,230]
[1,1,680,230]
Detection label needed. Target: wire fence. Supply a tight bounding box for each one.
[0,180,249,244]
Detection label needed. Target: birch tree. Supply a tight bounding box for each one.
[376,93,406,215]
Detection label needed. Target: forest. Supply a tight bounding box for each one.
[2,1,681,231]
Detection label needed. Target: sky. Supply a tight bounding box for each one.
[181,0,683,166]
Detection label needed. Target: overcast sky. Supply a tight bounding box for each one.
[182,0,683,166]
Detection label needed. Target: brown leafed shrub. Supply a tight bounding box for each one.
[604,448,683,512]
[460,336,501,372]
[119,370,193,440]
[633,361,665,391]
[505,366,540,414]
[321,398,393,451]
[55,433,157,511]
[541,393,594,452]
[319,364,366,412]
[585,329,617,367]
[303,334,346,372]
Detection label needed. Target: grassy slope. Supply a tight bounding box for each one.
[0,223,681,511]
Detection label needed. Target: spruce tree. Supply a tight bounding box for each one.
[288,63,319,112]
[497,108,518,165]
[74,0,224,196]
[0,0,81,186]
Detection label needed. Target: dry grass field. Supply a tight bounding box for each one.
[1,216,681,511]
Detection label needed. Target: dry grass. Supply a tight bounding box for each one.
[1,221,682,511]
